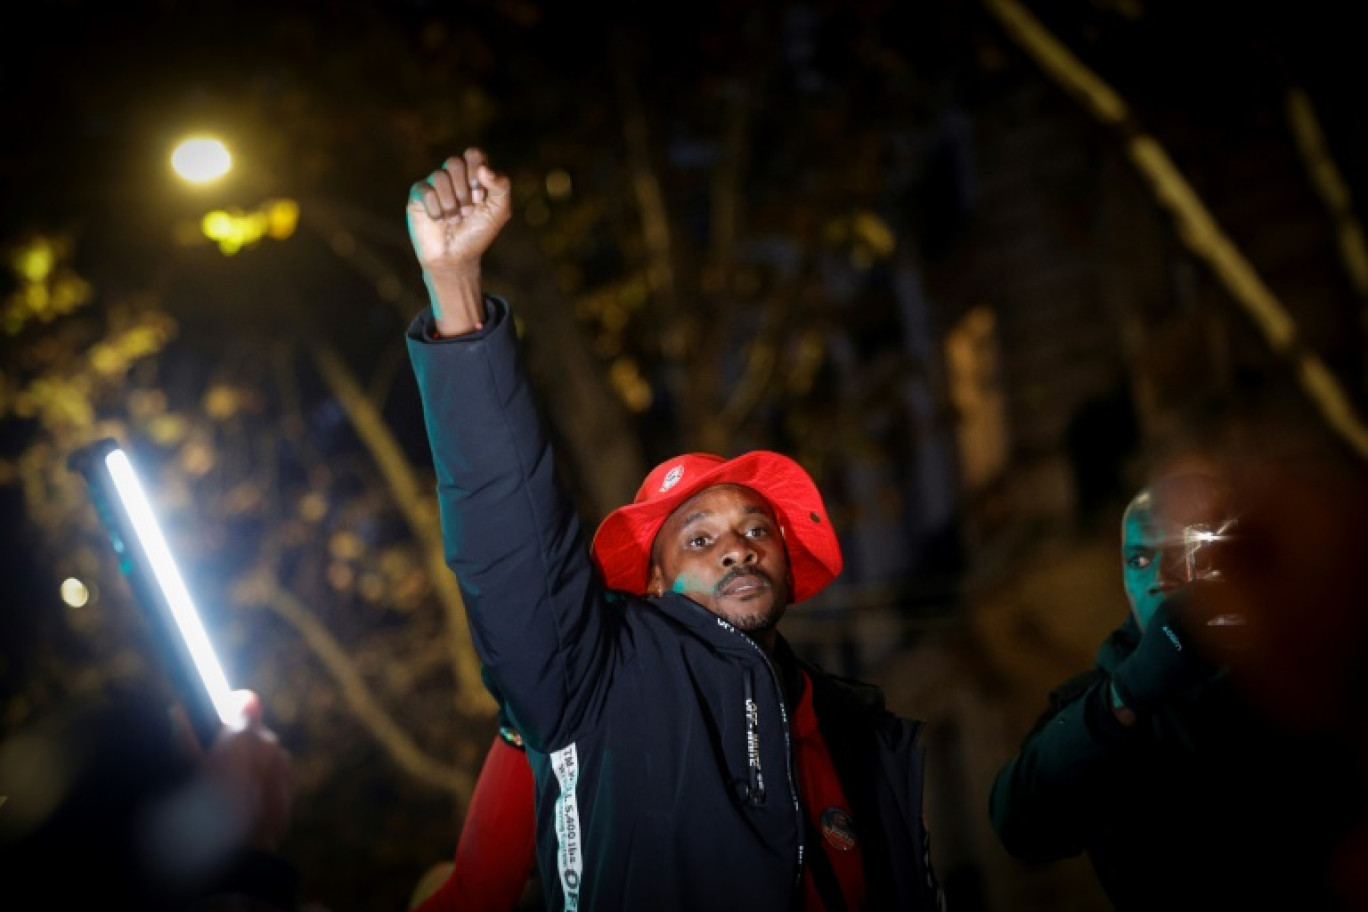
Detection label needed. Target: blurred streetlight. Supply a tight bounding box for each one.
[167,133,298,254]
[162,127,405,310]
[170,136,233,185]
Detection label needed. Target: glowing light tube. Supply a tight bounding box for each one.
[104,448,238,727]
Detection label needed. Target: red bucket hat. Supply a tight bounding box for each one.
[590,451,843,604]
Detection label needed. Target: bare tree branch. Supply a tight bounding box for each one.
[984,0,1368,461]
[245,566,471,797]
[303,200,428,323]
[612,33,677,306]
[611,27,714,448]
[483,222,648,520]
[716,261,813,439]
[313,344,494,715]
[701,84,763,453]
[1284,85,1368,393]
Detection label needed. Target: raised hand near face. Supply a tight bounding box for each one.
[1109,583,1228,722]
[405,148,512,337]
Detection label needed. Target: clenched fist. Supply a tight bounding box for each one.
[406,148,512,336]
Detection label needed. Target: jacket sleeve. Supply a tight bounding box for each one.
[987,667,1134,862]
[406,296,614,751]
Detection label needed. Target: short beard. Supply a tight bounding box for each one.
[715,567,787,632]
[728,608,784,634]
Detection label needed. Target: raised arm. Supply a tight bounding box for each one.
[404,150,613,752]
[989,599,1221,862]
[988,669,1121,861]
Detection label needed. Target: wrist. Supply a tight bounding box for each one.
[423,267,485,336]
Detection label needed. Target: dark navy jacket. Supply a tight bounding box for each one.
[408,297,941,911]
[989,617,1361,911]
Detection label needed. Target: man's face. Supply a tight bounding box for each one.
[1121,500,1183,630]
[1121,477,1232,630]
[648,483,793,638]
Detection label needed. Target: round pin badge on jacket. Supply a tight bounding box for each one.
[821,806,857,851]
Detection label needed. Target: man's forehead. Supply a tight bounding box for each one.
[1123,475,1232,545]
[1123,508,1186,548]
[667,483,774,525]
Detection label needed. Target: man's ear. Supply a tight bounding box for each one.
[646,564,666,598]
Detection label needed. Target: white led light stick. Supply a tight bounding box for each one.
[70,438,238,747]
[103,448,237,723]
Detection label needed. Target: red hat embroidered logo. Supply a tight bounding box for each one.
[660,465,684,492]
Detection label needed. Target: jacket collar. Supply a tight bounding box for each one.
[644,591,786,656]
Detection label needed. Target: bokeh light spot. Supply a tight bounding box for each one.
[59,577,89,608]
[171,137,232,184]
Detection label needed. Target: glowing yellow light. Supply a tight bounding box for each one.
[201,210,234,240]
[265,198,299,239]
[13,239,54,283]
[60,577,89,608]
[199,202,292,255]
[171,137,233,184]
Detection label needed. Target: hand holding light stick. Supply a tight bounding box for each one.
[69,437,241,749]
